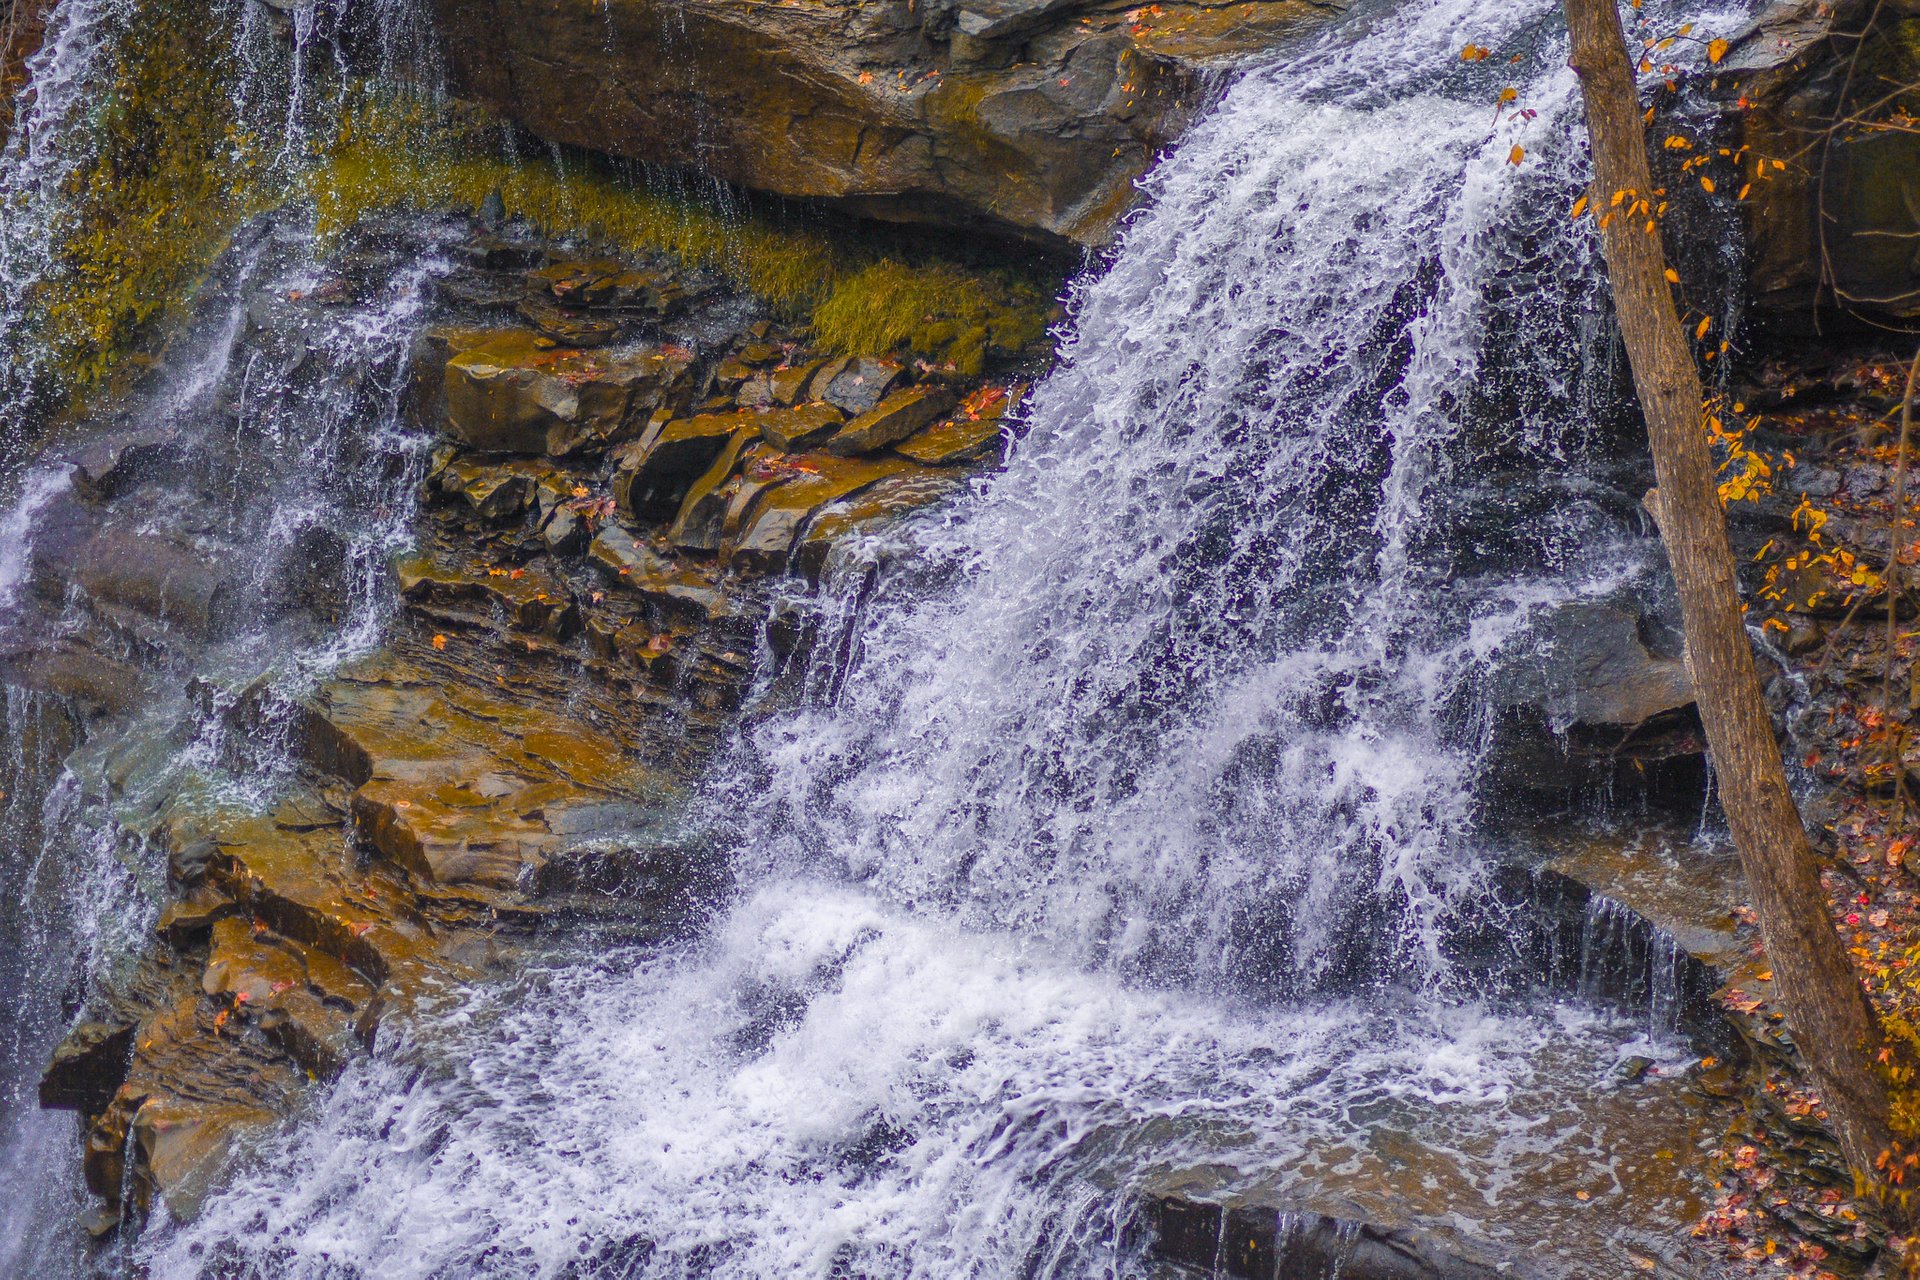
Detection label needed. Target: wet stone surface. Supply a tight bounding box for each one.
[8,210,1030,1234]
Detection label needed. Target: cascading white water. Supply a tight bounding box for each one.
[0,0,440,431]
[130,1,1752,1276]
[0,692,154,1280]
[0,213,452,1272]
[0,0,135,417]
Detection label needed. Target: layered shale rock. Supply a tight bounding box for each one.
[1699,0,1920,320]
[427,0,1349,245]
[22,214,1030,1230]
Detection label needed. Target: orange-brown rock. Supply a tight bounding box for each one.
[894,413,1005,465]
[302,655,672,889]
[794,467,969,577]
[823,384,956,455]
[613,412,751,517]
[729,453,917,571]
[428,0,1347,244]
[442,331,695,455]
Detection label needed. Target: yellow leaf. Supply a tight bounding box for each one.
[1508,145,1525,166]
[1570,194,1589,219]
[1696,316,1712,339]
[1665,268,1680,283]
[1461,44,1489,61]
[1738,183,1752,200]
[1700,176,1715,193]
[431,634,448,651]
[1707,37,1729,63]
[1498,86,1518,104]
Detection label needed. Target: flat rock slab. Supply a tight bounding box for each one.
[301,655,671,890]
[442,330,694,456]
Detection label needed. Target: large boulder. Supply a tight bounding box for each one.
[439,331,695,456]
[1710,0,1920,318]
[427,0,1346,245]
[1487,600,1702,794]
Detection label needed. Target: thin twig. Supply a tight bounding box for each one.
[1884,347,1918,822]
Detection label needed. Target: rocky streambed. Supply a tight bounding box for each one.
[4,0,1920,1275]
[4,209,1045,1237]
[0,199,1769,1274]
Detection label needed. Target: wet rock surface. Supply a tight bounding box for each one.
[429,0,1350,245]
[11,211,1027,1231]
[1488,595,1707,796]
[1145,1195,1523,1279]
[1700,0,1920,323]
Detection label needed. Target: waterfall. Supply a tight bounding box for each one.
[88,0,1752,1276]
[739,0,1610,993]
[0,210,452,1271]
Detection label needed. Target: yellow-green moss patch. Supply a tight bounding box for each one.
[308,97,1058,372]
[22,0,1060,409]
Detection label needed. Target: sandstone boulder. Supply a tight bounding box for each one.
[824,383,956,455]
[729,453,916,572]
[613,412,750,517]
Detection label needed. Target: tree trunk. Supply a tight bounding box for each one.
[1563,0,1895,1189]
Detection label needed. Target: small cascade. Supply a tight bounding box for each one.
[126,0,1745,1276]
[1576,894,1691,1040]
[0,0,440,429]
[0,690,154,1277]
[0,0,1770,1271]
[0,208,457,1265]
[0,0,133,413]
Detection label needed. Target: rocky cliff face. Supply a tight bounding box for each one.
[429,0,1345,246]
[13,209,1027,1231]
[1711,0,1920,320]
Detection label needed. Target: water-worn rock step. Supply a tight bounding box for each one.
[40,630,724,1230]
[1144,1195,1520,1279]
[434,330,696,455]
[25,225,1028,1241]
[289,653,677,891]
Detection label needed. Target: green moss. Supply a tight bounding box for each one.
[26,0,264,398]
[811,259,1051,375]
[307,96,1059,370]
[25,7,1059,405]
